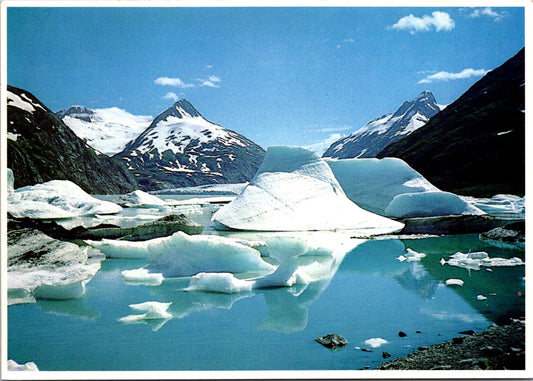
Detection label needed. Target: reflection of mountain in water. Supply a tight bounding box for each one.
[394,262,440,301]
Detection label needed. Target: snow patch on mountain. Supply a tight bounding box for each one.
[57,106,153,155]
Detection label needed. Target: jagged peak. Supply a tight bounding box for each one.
[56,105,95,120]
[150,99,203,126]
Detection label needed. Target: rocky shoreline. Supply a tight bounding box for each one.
[376,319,525,370]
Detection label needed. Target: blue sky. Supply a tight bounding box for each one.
[6,6,525,153]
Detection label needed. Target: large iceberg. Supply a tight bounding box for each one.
[212,146,403,233]
[325,157,484,218]
[8,179,122,219]
[87,231,276,277]
[8,228,103,304]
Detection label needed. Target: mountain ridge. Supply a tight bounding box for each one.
[323,90,443,159]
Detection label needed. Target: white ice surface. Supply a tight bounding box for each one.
[185,272,253,294]
[326,157,484,218]
[121,268,164,286]
[213,146,403,233]
[364,338,388,348]
[7,360,39,372]
[445,279,464,287]
[116,190,168,208]
[396,248,426,262]
[87,231,275,276]
[385,191,484,218]
[8,179,122,219]
[7,168,14,193]
[441,251,524,271]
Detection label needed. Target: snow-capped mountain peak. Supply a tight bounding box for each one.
[152,99,203,125]
[323,90,442,159]
[116,99,265,190]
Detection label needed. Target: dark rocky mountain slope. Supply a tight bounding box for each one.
[7,85,137,194]
[378,48,525,197]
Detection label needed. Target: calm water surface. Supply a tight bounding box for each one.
[8,208,525,372]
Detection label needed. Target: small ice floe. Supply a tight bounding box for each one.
[7,359,39,371]
[364,337,388,348]
[119,301,173,327]
[477,295,488,301]
[442,251,524,271]
[185,272,253,294]
[396,248,426,262]
[445,279,464,287]
[121,268,164,286]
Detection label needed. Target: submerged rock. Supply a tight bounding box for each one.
[315,333,349,348]
[7,228,103,304]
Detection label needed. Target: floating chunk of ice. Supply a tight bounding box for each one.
[477,295,488,301]
[185,272,253,294]
[116,190,168,208]
[396,248,426,262]
[444,251,524,271]
[213,146,404,233]
[7,359,39,371]
[326,157,484,218]
[8,179,122,218]
[121,268,164,286]
[120,301,173,322]
[88,231,275,276]
[445,279,464,287]
[364,338,388,348]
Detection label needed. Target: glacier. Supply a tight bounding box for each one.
[326,157,484,218]
[8,178,122,219]
[7,360,39,372]
[212,146,404,233]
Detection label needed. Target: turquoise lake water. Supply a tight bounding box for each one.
[8,218,525,371]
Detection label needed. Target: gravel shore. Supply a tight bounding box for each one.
[376,319,525,370]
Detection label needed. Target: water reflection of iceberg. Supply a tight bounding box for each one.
[36,298,99,320]
[126,232,361,332]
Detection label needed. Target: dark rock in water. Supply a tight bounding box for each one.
[361,348,372,352]
[458,330,475,336]
[398,331,407,337]
[8,214,203,241]
[452,337,465,345]
[315,334,349,348]
[400,214,522,235]
[382,352,392,359]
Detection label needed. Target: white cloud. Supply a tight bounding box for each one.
[418,68,489,84]
[197,75,221,88]
[154,77,195,88]
[162,92,179,102]
[304,133,345,155]
[390,11,455,34]
[469,7,508,21]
